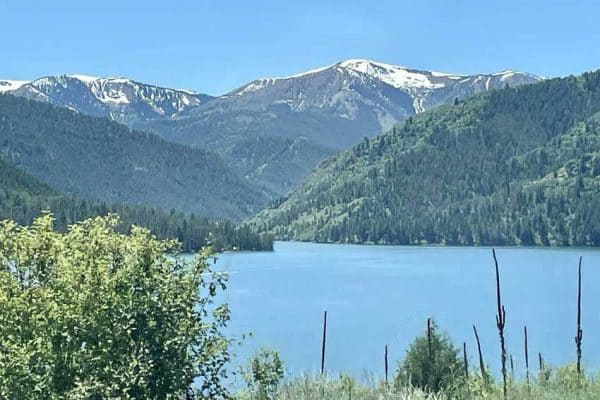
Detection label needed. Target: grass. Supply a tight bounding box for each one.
[236,365,600,400]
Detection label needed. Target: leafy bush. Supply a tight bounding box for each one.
[394,320,465,393]
[553,364,585,391]
[242,349,284,400]
[0,214,231,399]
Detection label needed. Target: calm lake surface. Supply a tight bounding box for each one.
[212,241,600,381]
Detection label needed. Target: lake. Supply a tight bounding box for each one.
[212,241,600,382]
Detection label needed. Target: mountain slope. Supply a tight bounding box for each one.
[3,75,213,126]
[219,135,334,195]
[0,94,266,220]
[251,71,600,246]
[0,156,272,251]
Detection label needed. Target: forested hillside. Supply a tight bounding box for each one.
[252,71,600,246]
[0,157,272,251]
[220,136,333,195]
[0,94,267,220]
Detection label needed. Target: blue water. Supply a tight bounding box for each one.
[211,241,600,381]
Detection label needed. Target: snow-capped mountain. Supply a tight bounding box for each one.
[1,75,213,125]
[1,61,540,147]
[0,61,541,197]
[158,59,540,151]
[227,58,540,127]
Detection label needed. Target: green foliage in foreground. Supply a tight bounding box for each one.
[0,157,273,252]
[239,349,285,400]
[237,326,596,400]
[0,215,231,399]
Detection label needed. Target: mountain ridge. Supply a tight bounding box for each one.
[250,70,600,246]
[1,59,541,136]
[1,75,214,126]
[149,58,541,152]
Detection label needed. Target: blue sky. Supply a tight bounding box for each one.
[1,0,599,95]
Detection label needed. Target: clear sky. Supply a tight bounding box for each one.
[1,0,599,95]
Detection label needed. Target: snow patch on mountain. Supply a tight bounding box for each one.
[0,80,29,93]
[68,74,101,83]
[234,78,278,96]
[338,59,464,90]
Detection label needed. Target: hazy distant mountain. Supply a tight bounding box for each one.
[0,75,213,126]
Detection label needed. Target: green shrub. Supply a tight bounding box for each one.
[0,214,231,399]
[394,320,465,394]
[242,349,284,400]
[552,364,586,391]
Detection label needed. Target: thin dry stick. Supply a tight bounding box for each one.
[384,344,389,384]
[321,310,327,375]
[510,355,514,380]
[576,256,583,375]
[427,318,433,359]
[463,342,469,379]
[473,325,486,377]
[493,248,508,399]
[426,318,433,385]
[524,326,530,387]
[538,352,544,371]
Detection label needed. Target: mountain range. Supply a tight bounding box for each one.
[0,60,541,198]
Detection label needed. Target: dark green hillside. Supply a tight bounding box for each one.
[146,118,335,197]
[252,71,600,246]
[0,157,272,251]
[0,94,267,220]
[221,135,333,195]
